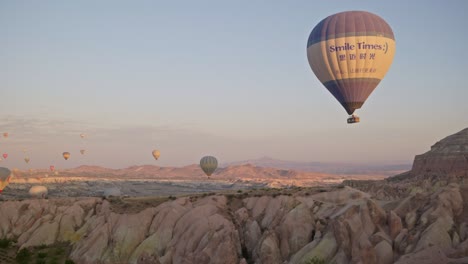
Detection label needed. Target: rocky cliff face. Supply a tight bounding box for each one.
[411,128,468,177]
[1,185,468,264]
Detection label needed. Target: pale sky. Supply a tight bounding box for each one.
[1,1,467,169]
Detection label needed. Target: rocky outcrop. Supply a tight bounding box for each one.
[411,128,468,176]
[0,181,467,264]
[1,128,468,264]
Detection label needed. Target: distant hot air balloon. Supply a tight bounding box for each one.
[80,133,86,139]
[24,157,30,163]
[0,167,12,194]
[50,165,55,172]
[3,133,8,138]
[80,149,86,155]
[200,156,218,177]
[306,11,396,124]
[103,187,121,198]
[152,150,160,160]
[29,186,48,198]
[63,152,70,160]
[2,154,7,159]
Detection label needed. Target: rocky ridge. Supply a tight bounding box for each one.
[411,128,468,177]
[0,127,467,263]
[0,183,467,264]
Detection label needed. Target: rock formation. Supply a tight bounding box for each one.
[0,127,467,263]
[0,182,466,264]
[411,128,468,177]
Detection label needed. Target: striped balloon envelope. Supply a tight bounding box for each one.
[0,167,12,194]
[307,11,395,123]
[200,156,218,177]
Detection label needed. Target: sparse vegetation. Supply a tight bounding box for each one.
[35,258,46,264]
[10,244,72,264]
[0,238,13,248]
[36,244,47,250]
[54,246,65,255]
[65,259,76,264]
[16,248,32,264]
[237,190,243,193]
[305,256,326,264]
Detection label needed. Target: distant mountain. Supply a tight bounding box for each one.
[222,156,411,176]
[13,163,387,187]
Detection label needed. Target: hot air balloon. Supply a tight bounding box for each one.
[306,11,395,124]
[200,156,218,177]
[50,165,55,172]
[29,186,48,198]
[80,149,86,155]
[152,150,160,160]
[80,133,86,139]
[0,167,12,193]
[3,133,8,138]
[103,187,121,198]
[2,154,7,159]
[63,152,70,160]
[24,157,30,163]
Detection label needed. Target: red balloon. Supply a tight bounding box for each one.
[2,154,7,159]
[50,165,55,172]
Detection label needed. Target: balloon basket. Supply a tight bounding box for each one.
[347,115,360,124]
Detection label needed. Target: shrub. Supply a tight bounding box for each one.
[65,259,76,264]
[237,190,243,193]
[305,256,326,264]
[16,248,32,264]
[55,247,65,255]
[38,252,48,258]
[36,244,47,250]
[226,194,235,200]
[0,238,12,248]
[35,258,46,264]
